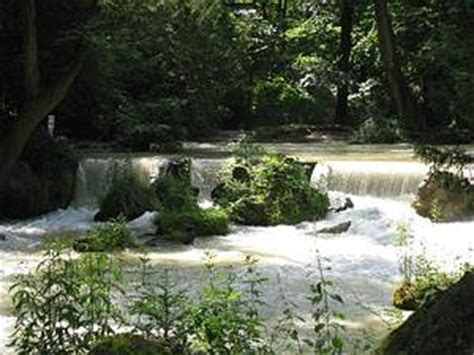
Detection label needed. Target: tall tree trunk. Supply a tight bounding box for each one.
[0,0,85,191]
[335,0,354,126]
[374,0,422,131]
[23,0,40,101]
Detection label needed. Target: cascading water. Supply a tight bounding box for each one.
[314,161,429,198]
[1,151,473,354]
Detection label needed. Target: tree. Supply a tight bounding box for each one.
[334,0,355,126]
[374,0,423,132]
[0,0,92,191]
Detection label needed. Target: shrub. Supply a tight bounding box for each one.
[73,220,137,253]
[214,150,329,226]
[95,163,158,222]
[9,251,122,354]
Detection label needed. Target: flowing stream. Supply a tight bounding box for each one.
[1,143,473,353]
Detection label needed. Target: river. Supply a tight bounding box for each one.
[0,142,473,353]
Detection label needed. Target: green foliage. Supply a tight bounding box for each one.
[129,258,189,353]
[230,134,266,165]
[215,141,329,225]
[9,251,123,355]
[354,117,404,143]
[415,145,474,176]
[155,208,229,243]
[304,257,345,354]
[73,219,137,253]
[186,255,270,354]
[152,157,230,243]
[252,76,331,127]
[392,256,458,311]
[392,231,473,310]
[95,162,158,222]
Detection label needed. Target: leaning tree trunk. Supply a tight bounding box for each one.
[374,0,423,132]
[0,0,85,191]
[335,0,355,126]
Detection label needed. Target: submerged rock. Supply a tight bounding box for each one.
[317,221,351,234]
[379,271,474,355]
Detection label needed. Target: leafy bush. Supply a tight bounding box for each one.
[214,145,329,225]
[95,163,158,222]
[9,251,122,354]
[73,220,137,253]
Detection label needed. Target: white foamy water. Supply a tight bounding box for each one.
[1,153,473,353]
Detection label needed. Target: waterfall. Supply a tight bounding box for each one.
[73,156,169,207]
[74,156,431,206]
[313,161,429,198]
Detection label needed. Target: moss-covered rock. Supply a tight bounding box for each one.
[212,153,328,226]
[0,130,77,219]
[379,272,474,355]
[156,207,229,244]
[95,165,157,222]
[152,157,229,244]
[392,271,457,311]
[89,334,182,355]
[413,171,474,222]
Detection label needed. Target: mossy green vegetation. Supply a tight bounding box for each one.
[95,163,158,222]
[155,208,229,244]
[73,220,137,253]
[213,141,329,225]
[90,334,177,355]
[392,273,454,311]
[152,157,230,243]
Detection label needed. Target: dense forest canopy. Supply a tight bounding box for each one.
[0,0,473,187]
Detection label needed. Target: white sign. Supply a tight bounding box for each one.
[47,114,55,136]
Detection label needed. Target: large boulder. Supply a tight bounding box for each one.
[94,171,157,222]
[413,171,474,222]
[0,130,77,219]
[379,272,474,355]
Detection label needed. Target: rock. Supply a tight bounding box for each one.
[317,221,351,234]
[0,130,77,219]
[330,197,354,213]
[413,171,474,222]
[0,233,6,241]
[378,271,474,355]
